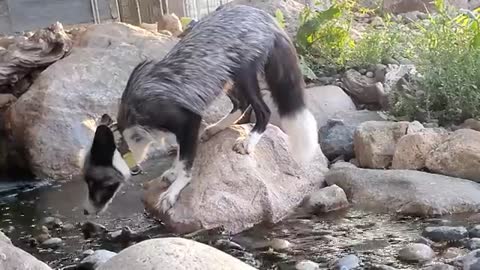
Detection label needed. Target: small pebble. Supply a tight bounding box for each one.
[214,239,244,250]
[296,260,320,270]
[268,238,292,251]
[399,243,435,262]
[41,216,63,229]
[41,237,63,248]
[365,71,374,78]
[82,249,95,257]
[81,221,107,239]
[35,233,51,243]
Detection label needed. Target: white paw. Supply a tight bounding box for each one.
[156,189,179,213]
[232,137,251,155]
[199,126,217,142]
[160,168,177,184]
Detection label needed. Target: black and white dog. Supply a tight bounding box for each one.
[82,5,319,215]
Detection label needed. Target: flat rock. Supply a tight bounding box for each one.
[78,249,117,270]
[144,124,328,234]
[426,129,480,182]
[97,237,257,270]
[325,167,480,216]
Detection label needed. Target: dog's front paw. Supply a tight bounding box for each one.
[156,189,179,213]
[160,168,177,184]
[232,137,251,155]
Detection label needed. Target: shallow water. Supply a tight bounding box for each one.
[0,157,478,270]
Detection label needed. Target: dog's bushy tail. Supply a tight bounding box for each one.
[264,32,319,164]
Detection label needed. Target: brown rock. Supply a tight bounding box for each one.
[0,94,16,109]
[383,0,467,14]
[143,124,329,234]
[157,13,183,37]
[392,128,449,170]
[354,121,411,169]
[426,129,480,182]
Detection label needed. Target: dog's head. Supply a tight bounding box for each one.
[82,114,132,216]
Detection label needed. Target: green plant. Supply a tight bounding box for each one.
[274,9,286,29]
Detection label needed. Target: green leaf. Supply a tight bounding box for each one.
[274,9,286,29]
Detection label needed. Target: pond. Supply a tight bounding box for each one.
[0,156,477,270]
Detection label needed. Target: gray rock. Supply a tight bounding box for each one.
[305,184,349,213]
[415,237,434,246]
[41,216,63,229]
[82,249,95,256]
[470,225,480,238]
[41,237,63,248]
[342,69,380,104]
[62,223,76,231]
[399,243,435,262]
[143,125,329,234]
[7,23,177,179]
[268,238,292,251]
[78,250,117,270]
[319,110,386,160]
[0,239,52,270]
[326,167,480,216]
[370,265,398,270]
[252,85,356,131]
[453,249,480,270]
[333,254,360,270]
[295,260,320,270]
[463,238,480,250]
[81,221,107,239]
[319,120,356,161]
[423,226,468,242]
[97,238,256,270]
[422,264,455,270]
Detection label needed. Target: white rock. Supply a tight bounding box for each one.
[97,238,256,270]
[305,184,349,213]
[398,243,435,262]
[0,239,52,270]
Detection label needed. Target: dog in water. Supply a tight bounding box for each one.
[81,4,319,216]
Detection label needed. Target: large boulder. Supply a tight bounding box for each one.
[6,23,178,180]
[354,121,422,169]
[98,237,256,270]
[426,129,480,182]
[392,128,449,170]
[326,167,480,216]
[225,0,305,39]
[0,238,53,270]
[143,124,329,234]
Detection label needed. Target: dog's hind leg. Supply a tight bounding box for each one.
[157,108,202,213]
[232,63,271,155]
[200,89,248,142]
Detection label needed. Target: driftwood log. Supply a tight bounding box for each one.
[0,22,73,96]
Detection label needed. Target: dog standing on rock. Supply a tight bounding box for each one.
[82,5,319,216]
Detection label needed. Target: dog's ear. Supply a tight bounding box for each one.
[89,125,116,166]
[99,114,114,126]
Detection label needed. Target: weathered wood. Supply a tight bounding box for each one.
[0,22,72,95]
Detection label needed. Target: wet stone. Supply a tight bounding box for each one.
[422,264,455,270]
[422,226,468,242]
[62,223,76,231]
[398,243,435,262]
[78,249,117,270]
[268,238,292,251]
[333,254,360,270]
[469,225,480,238]
[41,216,63,229]
[41,237,63,248]
[295,260,320,270]
[463,238,480,250]
[81,221,107,239]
